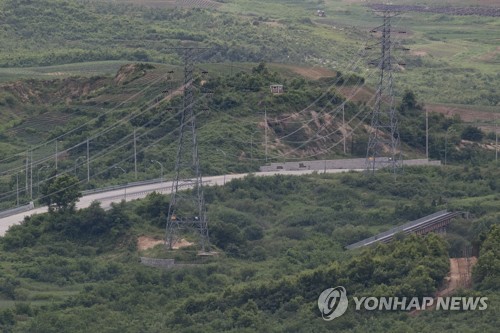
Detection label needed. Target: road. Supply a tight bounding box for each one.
[0,168,361,236]
[409,257,477,316]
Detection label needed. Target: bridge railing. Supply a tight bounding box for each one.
[82,178,164,196]
[346,210,450,250]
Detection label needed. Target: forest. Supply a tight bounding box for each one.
[0,166,499,332]
[0,0,498,331]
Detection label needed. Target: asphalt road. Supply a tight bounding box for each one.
[0,168,361,236]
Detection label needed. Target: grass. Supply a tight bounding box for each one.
[0,61,130,83]
[0,0,496,106]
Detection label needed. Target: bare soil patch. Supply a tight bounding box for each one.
[477,46,500,62]
[438,257,477,297]
[137,235,194,250]
[426,103,497,123]
[137,236,164,250]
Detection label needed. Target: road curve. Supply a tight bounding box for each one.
[0,168,360,236]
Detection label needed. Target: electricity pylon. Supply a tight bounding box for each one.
[165,48,209,253]
[365,11,402,174]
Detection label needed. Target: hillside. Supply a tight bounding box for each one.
[0,0,498,332]
[0,167,499,331]
[0,0,497,106]
[0,60,498,212]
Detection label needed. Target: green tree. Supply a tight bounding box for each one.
[461,125,484,142]
[40,173,82,212]
[473,225,500,290]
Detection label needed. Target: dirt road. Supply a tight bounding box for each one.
[410,257,477,315]
[438,257,477,297]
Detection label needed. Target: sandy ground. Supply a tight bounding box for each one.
[137,235,194,250]
[438,257,478,297]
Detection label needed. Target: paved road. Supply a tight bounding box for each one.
[0,168,361,236]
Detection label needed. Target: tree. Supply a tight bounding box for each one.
[40,173,82,212]
[399,90,420,113]
[461,125,484,142]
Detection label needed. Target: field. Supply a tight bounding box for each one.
[427,103,500,133]
[367,3,500,17]
[118,0,223,8]
[0,61,129,83]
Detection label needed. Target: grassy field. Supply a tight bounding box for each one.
[0,0,496,107]
[0,61,130,83]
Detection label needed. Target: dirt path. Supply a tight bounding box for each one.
[438,257,477,297]
[410,257,477,316]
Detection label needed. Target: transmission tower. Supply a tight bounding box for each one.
[165,48,210,253]
[365,11,402,174]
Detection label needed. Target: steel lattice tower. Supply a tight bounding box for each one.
[365,12,402,174]
[165,48,209,253]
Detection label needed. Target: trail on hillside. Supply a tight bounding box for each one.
[438,257,478,297]
[410,257,477,316]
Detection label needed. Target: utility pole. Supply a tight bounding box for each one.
[365,11,403,174]
[216,148,227,185]
[16,173,19,206]
[25,151,29,193]
[444,127,455,166]
[151,160,164,182]
[30,150,33,200]
[342,103,346,154]
[86,138,90,183]
[113,166,126,201]
[425,108,429,160]
[495,114,498,162]
[264,105,268,163]
[37,165,47,196]
[134,129,138,180]
[166,48,210,253]
[55,140,58,170]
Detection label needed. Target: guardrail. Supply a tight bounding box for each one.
[89,180,211,203]
[346,210,460,250]
[0,202,34,219]
[82,178,164,195]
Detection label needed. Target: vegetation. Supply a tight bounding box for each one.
[0,166,499,331]
[0,0,496,106]
[0,1,498,331]
[39,173,82,213]
[0,61,496,209]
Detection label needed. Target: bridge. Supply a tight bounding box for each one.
[346,210,466,250]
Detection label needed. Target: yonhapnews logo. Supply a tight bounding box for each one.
[317,286,348,321]
[318,286,488,321]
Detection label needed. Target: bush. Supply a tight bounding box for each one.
[461,125,484,142]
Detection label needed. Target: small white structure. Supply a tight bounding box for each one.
[270,84,284,94]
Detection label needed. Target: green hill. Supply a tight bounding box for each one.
[0,167,499,331]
